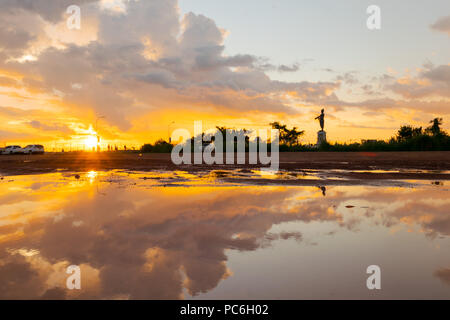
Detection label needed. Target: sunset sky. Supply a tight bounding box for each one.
[0,0,449,150]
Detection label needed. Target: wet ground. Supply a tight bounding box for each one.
[0,152,449,181]
[0,169,449,299]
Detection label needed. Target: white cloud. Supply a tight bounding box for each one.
[431,15,450,36]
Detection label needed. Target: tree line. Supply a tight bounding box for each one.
[141,118,450,153]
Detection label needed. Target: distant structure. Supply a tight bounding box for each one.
[315,109,327,146]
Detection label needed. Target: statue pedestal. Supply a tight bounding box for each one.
[316,130,327,146]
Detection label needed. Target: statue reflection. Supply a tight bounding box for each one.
[318,186,326,196]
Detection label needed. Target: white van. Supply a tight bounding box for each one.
[22,144,45,154]
[2,145,24,154]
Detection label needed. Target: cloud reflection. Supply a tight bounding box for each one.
[0,173,449,299]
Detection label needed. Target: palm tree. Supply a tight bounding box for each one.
[427,118,443,136]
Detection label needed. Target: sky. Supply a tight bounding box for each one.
[0,0,449,149]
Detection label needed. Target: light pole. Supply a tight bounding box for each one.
[168,121,175,143]
[95,115,105,152]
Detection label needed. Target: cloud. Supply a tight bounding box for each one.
[434,268,450,286]
[360,84,378,96]
[0,257,43,299]
[277,63,300,73]
[0,10,44,58]
[27,120,75,134]
[384,64,450,99]
[180,13,224,49]
[135,70,181,89]
[0,76,20,88]
[430,15,450,36]
[0,0,98,23]
[0,25,35,52]
[330,97,450,115]
[422,64,450,83]
[0,129,35,140]
[0,0,447,143]
[0,0,339,132]
[336,72,359,85]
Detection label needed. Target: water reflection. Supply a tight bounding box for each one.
[318,186,327,196]
[0,171,449,299]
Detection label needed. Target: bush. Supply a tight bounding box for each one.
[141,140,173,153]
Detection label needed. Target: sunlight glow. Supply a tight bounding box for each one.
[84,135,98,149]
[87,171,98,183]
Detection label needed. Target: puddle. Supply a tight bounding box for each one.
[0,171,449,299]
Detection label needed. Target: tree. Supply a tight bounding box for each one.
[412,127,423,136]
[270,122,305,146]
[397,126,413,141]
[397,125,422,141]
[141,139,172,153]
[215,126,227,137]
[426,118,443,136]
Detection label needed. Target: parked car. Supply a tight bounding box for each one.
[2,145,24,154]
[22,144,45,154]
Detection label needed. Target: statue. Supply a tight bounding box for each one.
[315,109,325,131]
[315,109,327,146]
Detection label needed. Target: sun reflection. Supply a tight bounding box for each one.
[87,171,98,183]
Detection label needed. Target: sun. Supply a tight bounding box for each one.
[84,135,98,149]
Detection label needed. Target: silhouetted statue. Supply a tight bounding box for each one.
[318,186,326,196]
[315,109,325,131]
